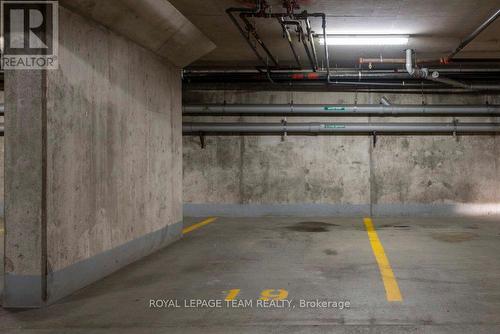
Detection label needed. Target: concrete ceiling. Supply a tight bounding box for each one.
[169,0,500,68]
[60,0,215,67]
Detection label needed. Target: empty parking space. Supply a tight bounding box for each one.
[1,216,499,333]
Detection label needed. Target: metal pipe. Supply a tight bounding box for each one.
[405,49,429,78]
[183,69,500,82]
[362,57,406,64]
[278,18,302,68]
[429,74,470,90]
[281,19,316,71]
[185,67,500,91]
[227,6,328,72]
[360,57,447,66]
[240,14,279,66]
[186,71,412,81]
[430,71,500,91]
[445,58,500,64]
[305,19,319,70]
[446,9,500,61]
[184,68,500,74]
[183,104,500,117]
[323,17,407,88]
[183,122,500,135]
[226,7,271,67]
[184,83,484,94]
[321,14,331,83]
[360,57,406,65]
[469,83,500,91]
[380,96,391,106]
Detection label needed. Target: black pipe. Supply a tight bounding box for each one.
[280,19,316,71]
[183,82,482,94]
[240,14,279,66]
[305,18,319,70]
[447,9,500,61]
[321,13,331,83]
[277,18,302,68]
[226,8,270,67]
[183,69,500,91]
[231,8,331,74]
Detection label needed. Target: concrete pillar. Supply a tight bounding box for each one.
[3,2,214,307]
[4,70,46,307]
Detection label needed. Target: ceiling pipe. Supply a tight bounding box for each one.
[405,49,429,78]
[305,18,319,70]
[359,57,440,66]
[183,104,500,117]
[183,69,500,86]
[445,58,500,64]
[360,57,406,65]
[277,18,302,69]
[184,83,487,94]
[184,68,500,74]
[445,9,500,62]
[324,39,431,88]
[183,122,500,135]
[226,5,279,68]
[429,71,500,91]
[402,50,500,91]
[184,70,500,91]
[227,1,327,72]
[221,3,500,91]
[360,10,500,67]
[239,13,280,66]
[280,19,316,71]
[229,10,410,88]
[186,71,411,81]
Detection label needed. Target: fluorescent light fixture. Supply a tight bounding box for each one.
[319,35,409,46]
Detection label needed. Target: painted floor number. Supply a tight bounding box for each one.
[224,289,289,301]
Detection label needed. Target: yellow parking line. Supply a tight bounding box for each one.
[183,217,217,235]
[363,217,403,302]
[0,228,3,235]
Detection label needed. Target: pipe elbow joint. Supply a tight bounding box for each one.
[405,49,428,78]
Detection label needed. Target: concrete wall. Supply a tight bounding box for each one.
[0,90,4,217]
[183,91,500,217]
[4,6,183,307]
[44,7,183,303]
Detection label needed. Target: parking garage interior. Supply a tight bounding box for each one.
[1,0,500,333]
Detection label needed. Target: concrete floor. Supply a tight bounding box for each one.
[1,216,500,333]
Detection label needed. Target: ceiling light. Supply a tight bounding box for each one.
[319,35,409,46]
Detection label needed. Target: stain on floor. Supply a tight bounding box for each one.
[431,232,478,243]
[286,221,339,233]
[466,225,480,230]
[381,224,410,229]
[323,249,338,255]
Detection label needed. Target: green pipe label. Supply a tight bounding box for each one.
[324,106,346,111]
[324,124,346,129]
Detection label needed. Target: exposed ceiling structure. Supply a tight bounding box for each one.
[170,0,500,69]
